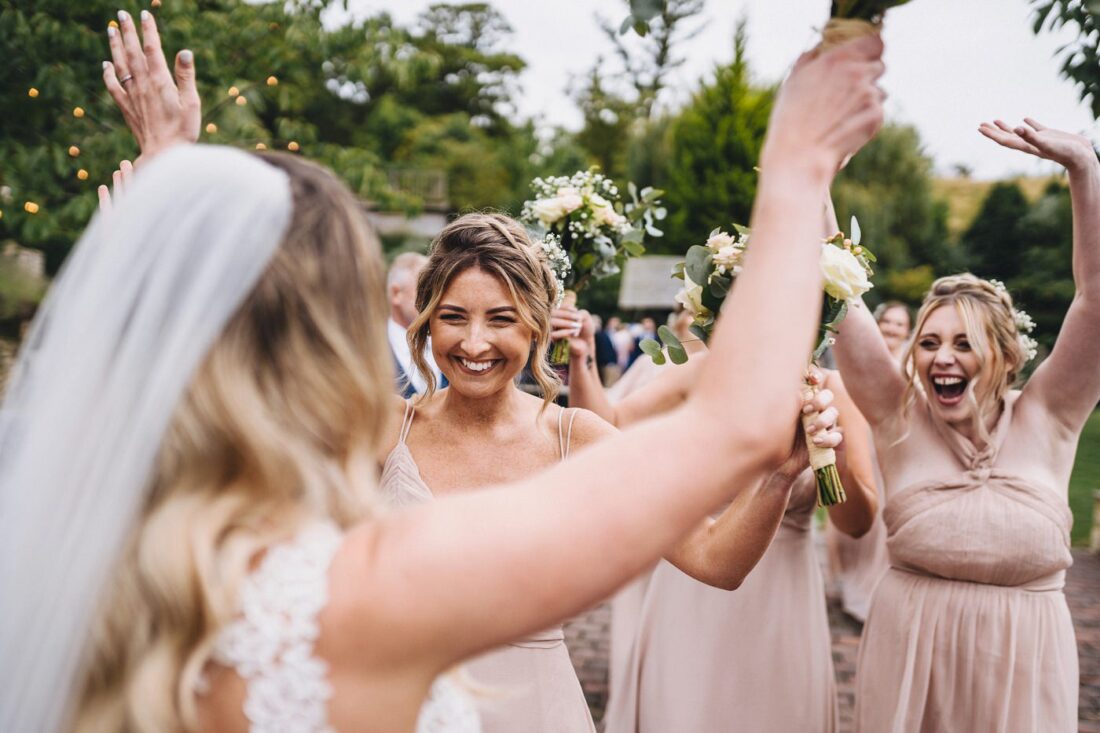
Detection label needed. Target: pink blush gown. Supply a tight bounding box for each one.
[856,394,1078,732]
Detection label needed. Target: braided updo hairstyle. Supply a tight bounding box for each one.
[408,212,562,410]
[899,273,1025,439]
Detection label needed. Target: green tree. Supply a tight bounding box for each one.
[660,24,774,253]
[831,123,954,302]
[961,182,1030,283]
[1011,180,1074,351]
[1030,1,1100,117]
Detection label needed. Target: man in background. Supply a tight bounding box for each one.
[387,252,443,397]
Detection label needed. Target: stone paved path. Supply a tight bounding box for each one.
[564,548,1100,730]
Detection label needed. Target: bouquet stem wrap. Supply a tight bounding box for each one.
[802,378,847,506]
[818,17,881,51]
[550,289,578,365]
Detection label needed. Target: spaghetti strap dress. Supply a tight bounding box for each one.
[380,402,597,733]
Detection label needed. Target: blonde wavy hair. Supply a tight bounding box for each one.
[408,212,561,410]
[71,153,392,732]
[898,273,1024,443]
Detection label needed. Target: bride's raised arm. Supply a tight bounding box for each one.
[354,37,887,673]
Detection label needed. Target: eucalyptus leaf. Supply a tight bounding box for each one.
[667,345,689,365]
[709,275,731,297]
[639,337,666,365]
[685,245,712,286]
[657,325,684,351]
[689,323,709,342]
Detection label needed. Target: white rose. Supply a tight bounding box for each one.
[556,187,583,214]
[675,273,706,316]
[593,205,625,228]
[533,197,567,227]
[705,231,735,252]
[819,244,873,302]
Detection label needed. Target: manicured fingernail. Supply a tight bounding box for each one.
[118,10,130,23]
[813,436,825,445]
[107,25,117,37]
[179,49,193,64]
[141,10,151,21]
[102,61,111,70]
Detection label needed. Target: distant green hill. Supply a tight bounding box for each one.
[933,176,1062,238]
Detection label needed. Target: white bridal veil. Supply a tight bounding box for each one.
[0,145,293,731]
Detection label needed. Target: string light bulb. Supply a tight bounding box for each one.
[228,86,240,97]
[235,95,247,106]
[24,202,40,214]
[205,122,218,134]
[151,0,162,7]
[28,88,39,98]
[266,76,278,86]
[73,107,85,118]
[287,141,300,152]
[77,169,89,181]
[68,145,80,157]
[108,20,119,29]
[255,143,267,151]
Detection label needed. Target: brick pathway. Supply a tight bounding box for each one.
[564,548,1100,730]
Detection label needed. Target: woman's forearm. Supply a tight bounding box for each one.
[664,471,797,590]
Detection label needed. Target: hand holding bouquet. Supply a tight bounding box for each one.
[819,1,913,51]
[646,217,876,506]
[522,170,665,364]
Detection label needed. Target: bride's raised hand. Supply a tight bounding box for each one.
[763,33,886,177]
[103,10,201,162]
[979,118,1097,172]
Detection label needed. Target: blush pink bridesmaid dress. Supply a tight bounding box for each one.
[604,470,838,732]
[379,402,597,733]
[856,393,1078,732]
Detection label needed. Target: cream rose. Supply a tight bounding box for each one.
[705,231,735,252]
[675,273,706,317]
[820,244,872,302]
[533,197,567,227]
[556,187,584,214]
[593,205,625,228]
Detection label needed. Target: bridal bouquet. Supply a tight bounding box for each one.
[818,1,913,50]
[521,170,665,364]
[644,218,876,506]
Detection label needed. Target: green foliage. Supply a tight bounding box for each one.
[1,0,545,269]
[0,257,45,324]
[1069,409,1100,545]
[961,182,1030,283]
[831,0,913,22]
[832,124,955,302]
[1031,1,1100,118]
[661,24,774,254]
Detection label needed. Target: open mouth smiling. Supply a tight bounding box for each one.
[931,374,968,406]
[454,356,501,376]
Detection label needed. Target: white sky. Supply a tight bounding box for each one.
[330,0,1100,179]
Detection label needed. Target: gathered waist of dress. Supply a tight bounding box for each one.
[887,565,1066,594]
[508,625,565,649]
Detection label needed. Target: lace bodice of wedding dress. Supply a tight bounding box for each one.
[212,520,482,733]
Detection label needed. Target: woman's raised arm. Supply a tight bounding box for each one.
[979,119,1100,434]
[345,37,887,676]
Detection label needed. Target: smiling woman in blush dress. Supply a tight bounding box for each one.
[834,119,1099,732]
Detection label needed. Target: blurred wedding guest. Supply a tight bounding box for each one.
[0,14,885,733]
[835,118,1096,732]
[873,300,912,359]
[825,299,911,622]
[592,315,620,385]
[388,251,443,397]
[627,317,658,368]
[611,318,635,371]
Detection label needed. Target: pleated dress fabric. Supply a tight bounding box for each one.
[855,393,1078,732]
[380,403,596,733]
[825,432,890,623]
[604,470,838,733]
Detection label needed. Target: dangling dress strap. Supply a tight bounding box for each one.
[558,407,579,461]
[399,400,416,444]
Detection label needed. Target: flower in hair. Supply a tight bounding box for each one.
[538,233,571,306]
[990,278,1039,363]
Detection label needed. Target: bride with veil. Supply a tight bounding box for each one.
[0,11,885,732]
